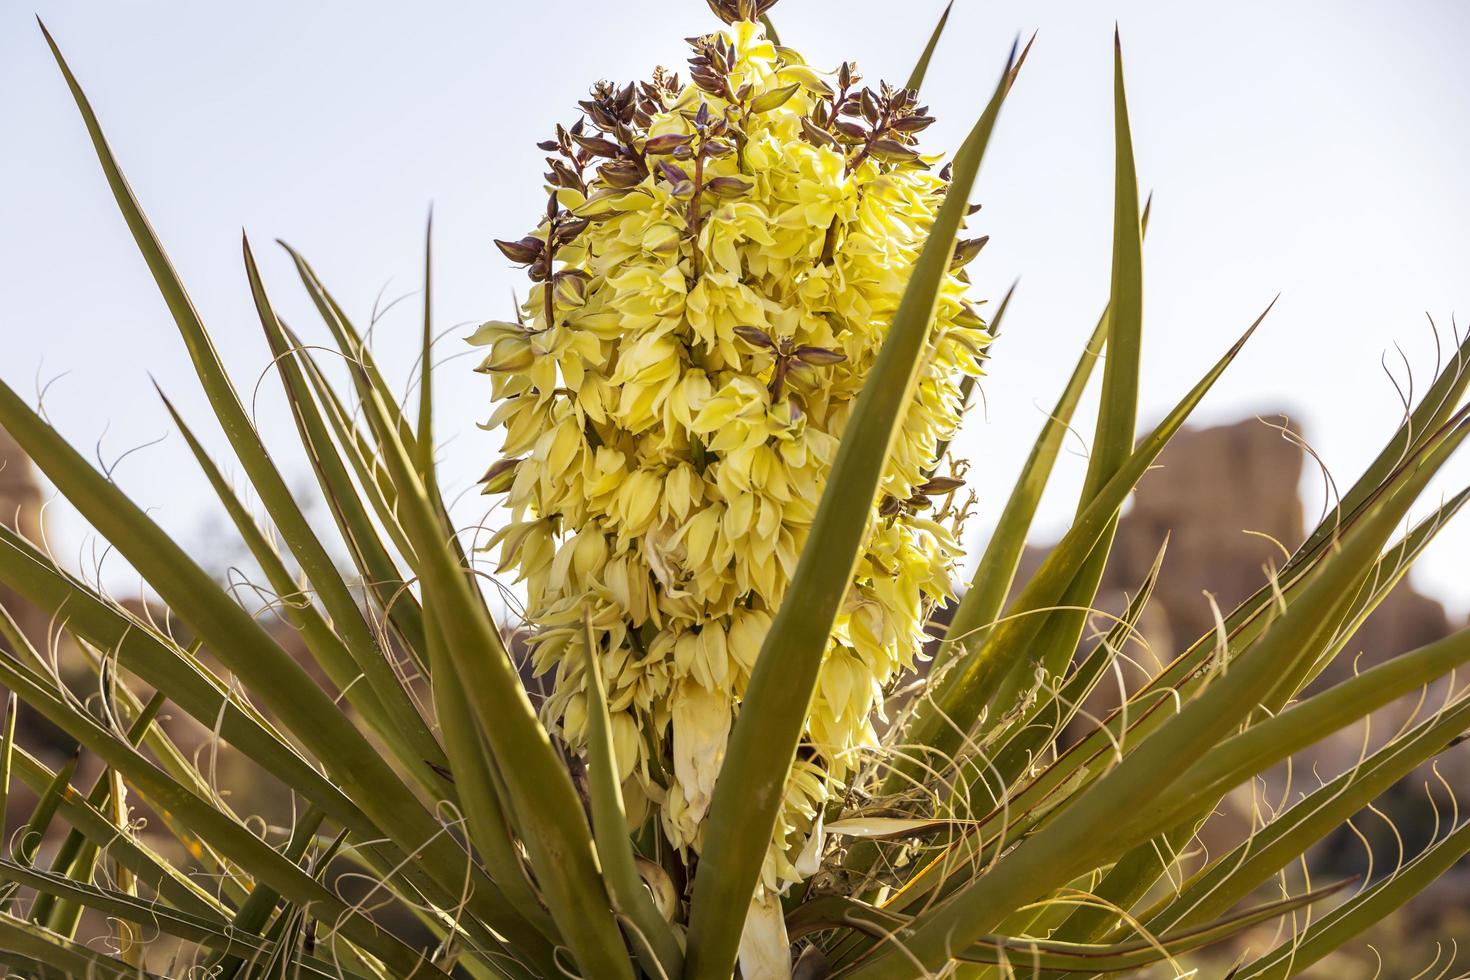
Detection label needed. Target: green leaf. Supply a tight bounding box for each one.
[239,238,443,765]
[0,692,13,852]
[905,1,952,93]
[983,27,1144,723]
[417,210,436,485]
[1086,36,1146,505]
[1297,324,1470,563]
[1156,624,1470,833]
[956,881,1352,971]
[904,298,1268,798]
[1146,644,1470,934]
[423,598,561,970]
[684,41,1024,980]
[277,243,421,464]
[262,239,609,971]
[0,627,444,976]
[30,30,533,952]
[0,526,359,826]
[13,747,79,868]
[206,807,325,979]
[792,880,1348,972]
[255,291,427,660]
[1,860,365,980]
[0,912,164,979]
[990,432,1470,848]
[211,818,398,980]
[1043,481,1470,950]
[838,536,1164,910]
[0,379,500,945]
[157,388,419,773]
[278,244,486,607]
[1046,590,1470,948]
[580,612,684,979]
[896,279,1100,792]
[1233,817,1470,980]
[320,268,632,977]
[9,744,228,921]
[860,423,1468,939]
[983,535,1168,802]
[922,196,1149,687]
[844,407,1467,977]
[33,690,165,934]
[40,21,436,784]
[903,457,1465,932]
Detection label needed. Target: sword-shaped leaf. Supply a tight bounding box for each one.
[905,2,953,93]
[1233,816,1470,980]
[685,40,1024,980]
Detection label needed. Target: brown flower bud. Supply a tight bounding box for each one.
[732,326,777,349]
[572,133,623,158]
[548,159,584,192]
[494,237,543,265]
[658,161,690,184]
[891,115,936,133]
[645,133,694,155]
[705,175,753,197]
[599,160,646,188]
[917,476,965,496]
[792,346,847,367]
[555,218,591,244]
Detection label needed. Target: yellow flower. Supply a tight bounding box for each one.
[474,18,990,890]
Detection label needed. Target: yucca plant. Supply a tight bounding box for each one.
[1,2,1468,977]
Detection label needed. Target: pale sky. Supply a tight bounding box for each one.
[3,1,1468,616]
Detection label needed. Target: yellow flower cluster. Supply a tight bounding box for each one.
[472,20,989,889]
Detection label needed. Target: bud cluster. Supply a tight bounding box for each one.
[473,17,990,890]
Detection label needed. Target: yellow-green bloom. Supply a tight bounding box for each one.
[473,18,990,891]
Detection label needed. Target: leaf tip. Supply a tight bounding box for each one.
[1007,31,1037,90]
[147,374,178,412]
